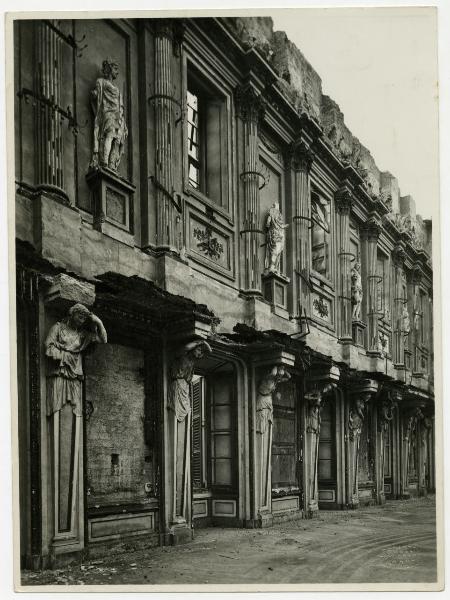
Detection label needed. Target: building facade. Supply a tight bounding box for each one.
[14,16,435,570]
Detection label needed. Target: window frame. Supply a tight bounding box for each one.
[310,188,334,285]
[183,59,232,219]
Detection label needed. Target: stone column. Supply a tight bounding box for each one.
[153,20,181,251]
[363,217,382,354]
[411,266,423,372]
[35,20,65,195]
[392,245,407,366]
[290,140,314,318]
[335,186,354,341]
[236,85,266,295]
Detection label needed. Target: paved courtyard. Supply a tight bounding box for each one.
[21,496,437,586]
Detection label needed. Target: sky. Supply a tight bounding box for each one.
[272,8,439,220]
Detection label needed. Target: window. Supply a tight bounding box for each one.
[383,422,392,478]
[209,373,235,489]
[271,381,298,495]
[311,192,331,279]
[318,401,335,482]
[186,69,229,210]
[187,91,202,190]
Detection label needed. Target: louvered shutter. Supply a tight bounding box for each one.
[191,379,203,489]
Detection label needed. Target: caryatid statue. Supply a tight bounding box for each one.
[351,261,363,321]
[45,303,107,535]
[45,303,108,418]
[90,58,128,172]
[264,203,289,274]
[168,339,212,523]
[256,365,291,510]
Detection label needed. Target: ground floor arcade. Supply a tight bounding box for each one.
[16,259,435,570]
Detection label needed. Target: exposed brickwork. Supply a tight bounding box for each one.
[85,344,153,506]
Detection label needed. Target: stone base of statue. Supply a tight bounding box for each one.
[262,270,290,316]
[86,166,135,244]
[352,319,366,347]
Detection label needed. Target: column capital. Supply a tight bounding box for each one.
[151,18,186,55]
[392,243,407,267]
[235,84,266,124]
[335,186,354,214]
[411,263,423,285]
[286,139,315,172]
[362,215,382,241]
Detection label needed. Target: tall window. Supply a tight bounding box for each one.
[311,192,331,279]
[186,69,229,209]
[187,90,202,190]
[271,382,298,495]
[318,400,335,482]
[209,373,235,489]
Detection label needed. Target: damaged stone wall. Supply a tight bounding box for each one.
[223,16,430,250]
[85,344,153,506]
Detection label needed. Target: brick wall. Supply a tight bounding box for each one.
[85,344,152,506]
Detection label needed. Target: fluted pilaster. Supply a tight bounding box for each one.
[363,217,382,353]
[35,20,64,192]
[335,186,354,340]
[289,140,314,315]
[236,84,266,293]
[153,20,180,250]
[392,245,407,365]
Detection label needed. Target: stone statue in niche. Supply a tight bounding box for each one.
[168,339,212,524]
[264,203,289,274]
[256,365,291,511]
[45,303,108,417]
[90,58,128,172]
[402,305,411,336]
[351,261,363,321]
[168,340,212,422]
[305,390,323,434]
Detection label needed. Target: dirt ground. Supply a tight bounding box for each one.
[21,496,437,586]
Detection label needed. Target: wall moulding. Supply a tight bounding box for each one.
[186,210,234,279]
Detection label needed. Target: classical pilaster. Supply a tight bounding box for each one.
[392,245,407,366]
[35,20,65,197]
[303,365,340,516]
[363,217,382,354]
[236,84,266,294]
[335,186,354,341]
[153,20,182,251]
[346,380,378,507]
[289,140,314,318]
[410,266,423,373]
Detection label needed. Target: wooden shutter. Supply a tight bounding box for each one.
[191,379,203,489]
